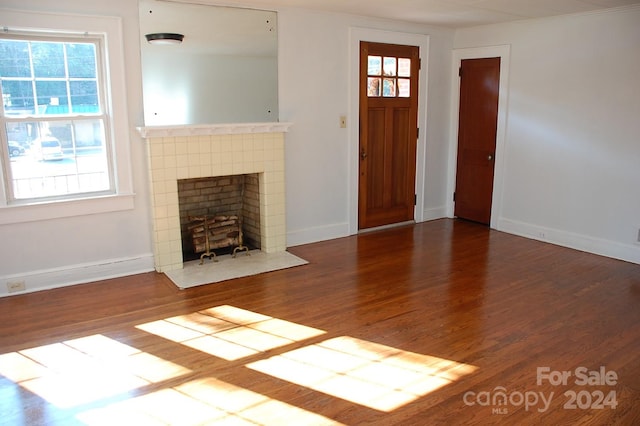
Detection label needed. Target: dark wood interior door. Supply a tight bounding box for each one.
[359,41,419,230]
[454,57,500,225]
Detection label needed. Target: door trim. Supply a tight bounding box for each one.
[447,45,511,229]
[348,28,430,236]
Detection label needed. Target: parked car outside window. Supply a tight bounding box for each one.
[34,137,64,161]
[8,141,25,158]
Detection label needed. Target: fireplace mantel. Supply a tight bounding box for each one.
[137,122,293,138]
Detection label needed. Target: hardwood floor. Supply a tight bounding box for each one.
[1,219,639,425]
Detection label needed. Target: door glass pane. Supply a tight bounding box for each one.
[383,57,396,76]
[383,78,396,97]
[398,58,411,77]
[367,77,381,97]
[368,56,382,76]
[398,79,410,97]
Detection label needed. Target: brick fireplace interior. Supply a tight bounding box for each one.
[178,174,261,261]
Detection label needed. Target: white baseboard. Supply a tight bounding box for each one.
[498,218,640,265]
[422,206,447,222]
[287,222,350,247]
[0,254,155,298]
[6,217,634,298]
[287,209,448,248]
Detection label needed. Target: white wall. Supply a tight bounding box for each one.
[454,6,640,263]
[0,0,155,296]
[1,1,637,297]
[0,0,455,295]
[278,8,454,245]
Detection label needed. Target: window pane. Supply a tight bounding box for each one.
[70,81,99,113]
[5,122,31,147]
[0,40,30,77]
[398,79,410,97]
[6,139,26,159]
[383,57,396,76]
[6,119,110,200]
[2,34,111,204]
[35,81,69,114]
[66,43,97,78]
[2,80,35,115]
[383,78,395,97]
[367,77,381,97]
[398,58,411,77]
[31,42,65,78]
[368,56,382,76]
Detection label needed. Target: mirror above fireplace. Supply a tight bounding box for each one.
[139,0,278,126]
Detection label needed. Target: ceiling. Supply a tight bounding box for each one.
[205,0,640,27]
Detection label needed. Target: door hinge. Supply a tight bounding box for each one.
[453,192,456,202]
[414,194,417,206]
[416,127,419,139]
[458,66,462,77]
[419,58,422,70]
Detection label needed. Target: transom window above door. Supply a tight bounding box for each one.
[366,55,411,98]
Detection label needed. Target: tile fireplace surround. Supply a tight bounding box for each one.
[138,122,292,273]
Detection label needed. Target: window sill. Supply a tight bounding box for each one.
[0,193,136,225]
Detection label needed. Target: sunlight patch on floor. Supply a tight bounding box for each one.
[0,335,190,409]
[77,377,345,425]
[247,336,478,412]
[135,305,326,361]
[0,305,477,424]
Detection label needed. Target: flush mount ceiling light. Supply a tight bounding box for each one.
[145,33,184,45]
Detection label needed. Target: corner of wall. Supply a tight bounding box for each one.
[422,206,448,222]
[286,222,350,247]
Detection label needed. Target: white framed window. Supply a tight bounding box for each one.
[0,9,134,224]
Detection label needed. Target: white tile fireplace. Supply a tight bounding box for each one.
[138,122,292,273]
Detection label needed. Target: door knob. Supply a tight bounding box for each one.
[360,149,367,160]
[488,154,493,161]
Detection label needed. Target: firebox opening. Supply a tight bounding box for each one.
[178,174,261,263]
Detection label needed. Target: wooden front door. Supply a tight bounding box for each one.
[359,41,419,230]
[454,57,501,225]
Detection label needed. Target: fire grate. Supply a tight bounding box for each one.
[188,215,249,264]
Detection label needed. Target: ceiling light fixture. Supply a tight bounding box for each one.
[145,33,184,45]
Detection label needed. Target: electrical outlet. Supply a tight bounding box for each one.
[7,280,26,293]
[339,115,347,128]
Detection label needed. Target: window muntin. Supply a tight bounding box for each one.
[367,55,411,98]
[0,33,113,203]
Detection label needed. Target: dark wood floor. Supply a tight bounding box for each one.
[1,219,639,425]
